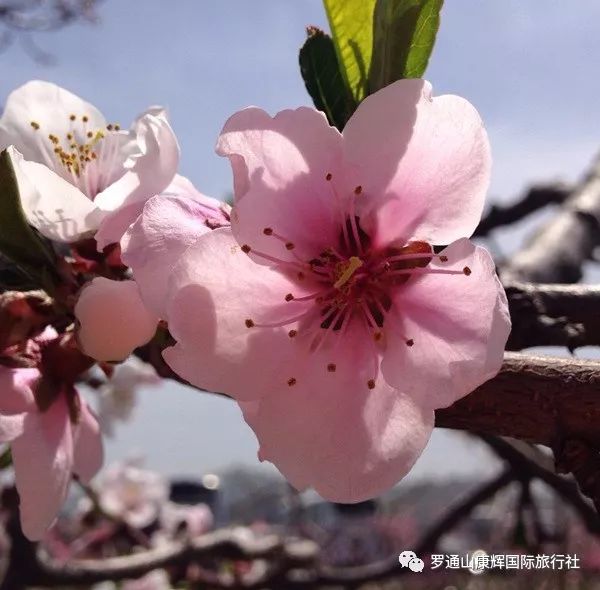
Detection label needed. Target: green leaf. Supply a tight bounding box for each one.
[299,27,357,131]
[369,0,443,92]
[0,149,58,289]
[323,0,376,103]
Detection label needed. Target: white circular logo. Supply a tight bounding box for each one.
[469,549,488,575]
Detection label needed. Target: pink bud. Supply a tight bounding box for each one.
[75,278,158,362]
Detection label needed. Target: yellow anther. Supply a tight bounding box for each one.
[333,256,363,290]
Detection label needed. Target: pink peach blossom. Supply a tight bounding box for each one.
[126,80,510,502]
[76,178,227,362]
[160,501,213,537]
[96,357,160,436]
[93,459,168,529]
[0,329,103,540]
[0,81,179,245]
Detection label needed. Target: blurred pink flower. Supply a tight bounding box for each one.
[96,358,160,436]
[95,459,168,529]
[0,80,179,246]
[127,80,510,502]
[160,501,213,538]
[0,328,103,540]
[122,570,171,590]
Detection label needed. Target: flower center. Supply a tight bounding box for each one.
[333,255,363,289]
[29,115,122,198]
[240,172,472,390]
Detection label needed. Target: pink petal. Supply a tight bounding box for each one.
[0,367,38,415]
[242,362,434,502]
[94,109,180,249]
[11,395,73,540]
[0,414,26,443]
[75,278,158,362]
[230,174,342,266]
[73,399,103,483]
[121,185,226,317]
[343,79,491,245]
[163,228,307,401]
[216,106,342,200]
[381,238,511,409]
[93,200,147,252]
[163,175,231,227]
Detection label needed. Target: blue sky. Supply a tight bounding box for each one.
[2,1,599,482]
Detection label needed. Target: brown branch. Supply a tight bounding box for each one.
[502,151,600,283]
[474,183,571,237]
[506,282,600,350]
[436,352,600,446]
[33,528,317,588]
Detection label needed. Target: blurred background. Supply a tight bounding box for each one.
[3,1,600,588]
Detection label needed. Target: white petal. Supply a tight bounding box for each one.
[0,80,106,166]
[8,146,104,242]
[94,109,179,213]
[93,110,179,248]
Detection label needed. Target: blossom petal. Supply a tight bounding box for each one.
[8,146,104,242]
[230,175,342,265]
[11,395,73,540]
[0,414,26,443]
[94,109,179,248]
[343,79,491,245]
[73,399,103,483]
[0,367,38,415]
[75,278,158,362]
[163,228,307,401]
[381,238,511,409]
[216,106,342,199]
[242,369,434,502]
[121,184,226,317]
[0,80,106,164]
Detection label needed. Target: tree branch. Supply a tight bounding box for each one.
[33,528,317,588]
[506,282,600,350]
[474,183,571,237]
[480,436,600,533]
[501,151,600,283]
[436,352,600,447]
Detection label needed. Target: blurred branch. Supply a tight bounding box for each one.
[501,150,600,283]
[28,527,317,589]
[506,282,600,350]
[0,0,103,63]
[481,436,600,534]
[474,182,571,237]
[414,468,515,554]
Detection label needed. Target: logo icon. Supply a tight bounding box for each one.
[469,549,488,575]
[398,550,425,573]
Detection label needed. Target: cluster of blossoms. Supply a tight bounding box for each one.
[0,78,510,539]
